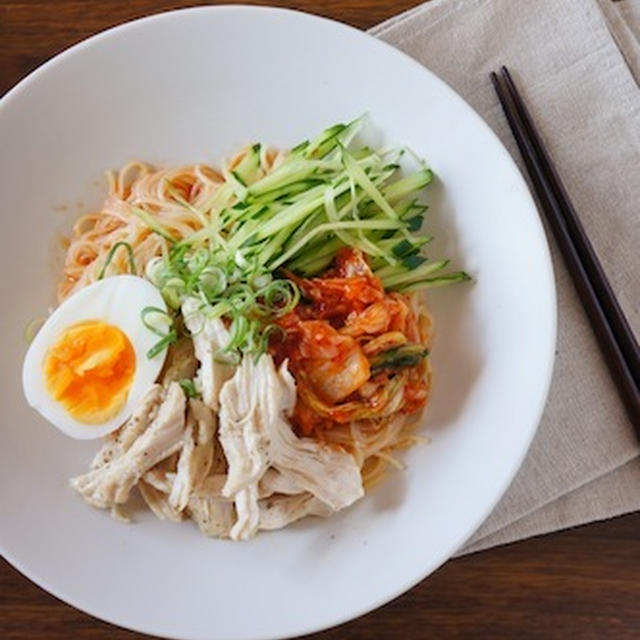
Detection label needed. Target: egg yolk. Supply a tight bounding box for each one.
[43,320,136,424]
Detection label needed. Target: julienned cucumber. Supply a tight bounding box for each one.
[138,117,469,357]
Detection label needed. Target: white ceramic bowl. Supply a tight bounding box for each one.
[0,6,555,640]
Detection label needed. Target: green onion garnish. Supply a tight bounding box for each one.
[127,118,468,360]
[98,242,136,279]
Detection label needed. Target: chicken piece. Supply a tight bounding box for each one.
[194,470,301,500]
[91,384,163,469]
[210,441,228,474]
[159,337,198,385]
[258,492,332,531]
[139,480,183,522]
[216,354,363,540]
[110,503,133,523]
[143,454,178,493]
[218,357,270,497]
[193,474,229,499]
[230,484,260,541]
[218,357,271,541]
[182,297,235,411]
[70,383,186,509]
[187,494,235,538]
[267,358,364,511]
[168,399,216,512]
[258,469,303,497]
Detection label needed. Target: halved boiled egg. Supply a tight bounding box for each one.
[23,275,169,439]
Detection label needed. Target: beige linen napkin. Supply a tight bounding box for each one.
[370,0,640,553]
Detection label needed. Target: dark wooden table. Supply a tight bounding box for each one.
[2,1,639,638]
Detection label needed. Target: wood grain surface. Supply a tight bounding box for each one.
[2,2,639,639]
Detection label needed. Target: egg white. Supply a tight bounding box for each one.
[22,275,169,440]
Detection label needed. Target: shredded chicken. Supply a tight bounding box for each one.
[187,494,235,538]
[143,454,178,493]
[160,337,198,385]
[258,493,332,531]
[217,355,363,540]
[258,469,303,497]
[91,384,163,469]
[139,479,183,522]
[193,470,301,500]
[168,399,216,512]
[231,484,260,541]
[182,297,235,411]
[70,383,186,509]
[73,349,366,539]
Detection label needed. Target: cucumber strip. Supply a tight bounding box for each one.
[304,123,347,158]
[323,185,357,248]
[382,168,433,203]
[269,219,405,270]
[325,185,387,260]
[395,271,472,292]
[342,147,398,219]
[282,207,328,251]
[290,139,310,155]
[163,180,209,227]
[286,236,345,271]
[304,117,365,160]
[294,252,338,276]
[248,176,360,244]
[233,143,263,186]
[373,252,428,279]
[199,182,236,217]
[176,221,228,250]
[394,237,429,257]
[406,213,425,232]
[247,178,326,204]
[222,167,248,200]
[131,206,175,242]
[247,159,338,198]
[380,259,450,289]
[398,201,428,219]
[258,226,294,265]
[334,116,366,149]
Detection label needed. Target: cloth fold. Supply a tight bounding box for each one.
[370,0,640,553]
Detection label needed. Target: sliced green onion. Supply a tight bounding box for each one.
[226,284,256,312]
[147,330,178,359]
[257,324,285,358]
[178,378,199,398]
[141,306,177,358]
[255,280,300,316]
[145,256,168,286]
[98,242,136,279]
[199,266,227,299]
[249,272,272,290]
[141,306,174,337]
[161,277,187,310]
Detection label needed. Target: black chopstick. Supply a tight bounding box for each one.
[499,67,640,389]
[490,67,640,433]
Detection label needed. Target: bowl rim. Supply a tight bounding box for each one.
[0,5,557,639]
